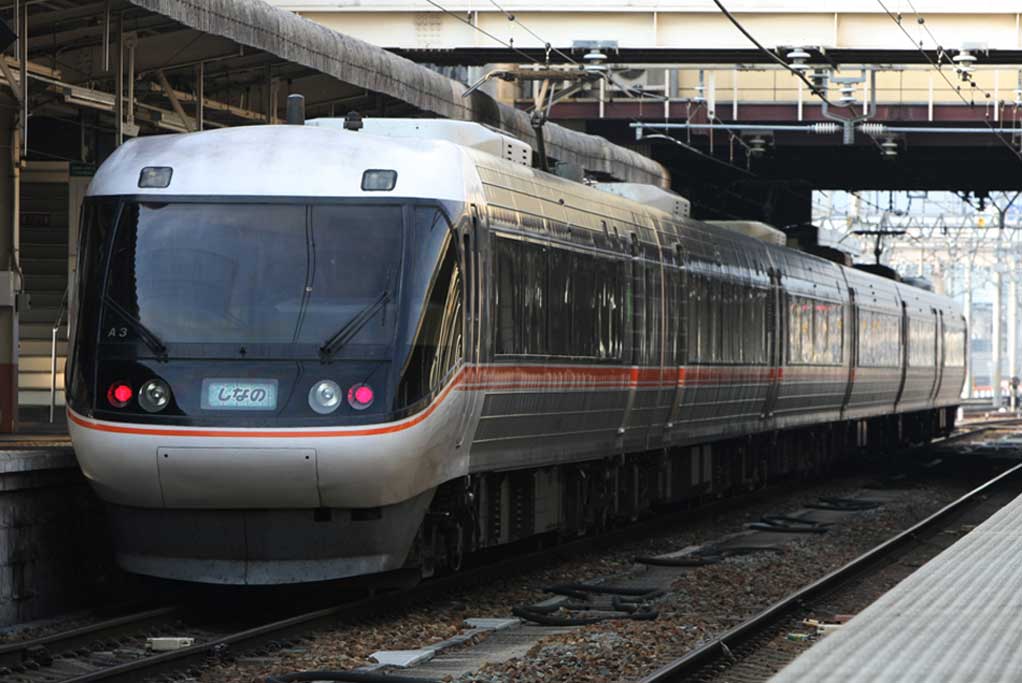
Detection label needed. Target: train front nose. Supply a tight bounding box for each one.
[68,195,466,583]
[68,374,466,584]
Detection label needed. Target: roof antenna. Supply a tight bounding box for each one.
[286,94,306,125]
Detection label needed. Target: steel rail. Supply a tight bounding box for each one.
[636,460,1022,683]
[0,606,182,670]
[5,423,996,682]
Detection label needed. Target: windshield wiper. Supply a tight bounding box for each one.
[320,290,391,361]
[102,295,169,360]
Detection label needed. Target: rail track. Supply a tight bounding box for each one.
[636,460,1022,683]
[3,421,1017,683]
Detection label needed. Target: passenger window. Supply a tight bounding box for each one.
[396,230,462,409]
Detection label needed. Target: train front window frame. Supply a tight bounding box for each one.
[98,198,406,357]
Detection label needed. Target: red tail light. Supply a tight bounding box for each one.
[347,384,374,410]
[107,382,133,408]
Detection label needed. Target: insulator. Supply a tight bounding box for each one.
[859,122,888,136]
[746,134,768,156]
[954,50,977,81]
[583,50,607,73]
[810,123,840,135]
[787,47,811,72]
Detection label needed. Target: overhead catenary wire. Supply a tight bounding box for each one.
[904,0,948,65]
[422,0,538,65]
[709,0,885,153]
[709,0,835,107]
[875,0,1022,163]
[486,0,579,66]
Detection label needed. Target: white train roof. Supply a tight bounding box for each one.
[86,124,473,201]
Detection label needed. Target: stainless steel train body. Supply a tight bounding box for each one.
[67,123,966,584]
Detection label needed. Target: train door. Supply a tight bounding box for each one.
[839,288,857,416]
[617,231,643,449]
[646,227,670,448]
[665,242,686,435]
[932,308,944,402]
[893,301,909,409]
[761,265,783,419]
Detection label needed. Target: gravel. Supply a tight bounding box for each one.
[196,476,970,683]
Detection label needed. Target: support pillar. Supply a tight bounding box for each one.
[963,264,973,399]
[993,270,1003,408]
[0,98,15,432]
[1009,268,1018,410]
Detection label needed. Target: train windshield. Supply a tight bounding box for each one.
[104,201,404,350]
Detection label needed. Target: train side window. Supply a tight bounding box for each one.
[857,309,900,367]
[908,317,937,367]
[68,197,118,408]
[707,276,721,364]
[687,272,715,364]
[644,264,661,365]
[598,258,623,360]
[944,326,966,367]
[751,288,767,364]
[523,243,547,354]
[686,274,700,363]
[788,296,843,365]
[548,248,571,356]
[571,252,597,358]
[396,226,462,409]
[673,265,686,365]
[495,237,620,360]
[494,237,519,354]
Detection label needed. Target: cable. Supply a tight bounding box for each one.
[640,131,754,177]
[423,0,537,65]
[486,0,578,66]
[710,0,835,106]
[710,0,885,154]
[903,0,947,65]
[875,0,1022,163]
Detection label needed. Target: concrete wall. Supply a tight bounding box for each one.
[0,450,119,626]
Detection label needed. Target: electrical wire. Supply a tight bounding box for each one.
[423,0,538,65]
[903,0,948,65]
[875,0,1022,163]
[486,0,578,65]
[709,0,884,153]
[709,0,835,106]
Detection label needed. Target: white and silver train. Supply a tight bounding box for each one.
[67,118,966,584]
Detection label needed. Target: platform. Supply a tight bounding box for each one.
[770,488,1022,683]
[0,438,115,627]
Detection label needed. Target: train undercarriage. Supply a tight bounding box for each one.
[413,407,957,577]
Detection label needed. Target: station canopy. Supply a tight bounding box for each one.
[12,0,668,187]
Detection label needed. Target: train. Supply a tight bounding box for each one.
[66,116,966,584]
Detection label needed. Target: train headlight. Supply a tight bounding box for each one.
[138,379,171,413]
[138,166,173,188]
[309,380,342,414]
[347,383,375,411]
